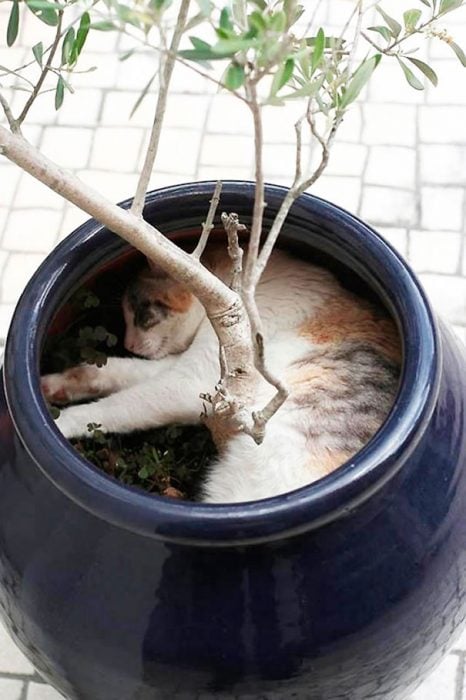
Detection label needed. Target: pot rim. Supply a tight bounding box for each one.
[3,181,441,546]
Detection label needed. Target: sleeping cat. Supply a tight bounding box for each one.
[41,246,401,503]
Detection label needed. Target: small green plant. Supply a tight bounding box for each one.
[71,422,216,499]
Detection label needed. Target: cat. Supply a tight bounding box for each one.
[41,245,401,503]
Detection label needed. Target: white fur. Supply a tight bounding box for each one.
[42,251,342,503]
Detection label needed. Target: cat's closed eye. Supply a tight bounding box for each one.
[134,300,169,330]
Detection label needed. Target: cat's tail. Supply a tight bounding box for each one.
[201,421,334,504]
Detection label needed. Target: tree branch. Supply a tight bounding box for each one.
[192,180,222,259]
[221,212,245,294]
[131,0,191,218]
[0,92,18,133]
[243,82,265,291]
[17,10,64,127]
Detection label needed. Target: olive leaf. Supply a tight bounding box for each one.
[340,54,381,109]
[7,0,20,47]
[376,6,402,38]
[406,57,438,86]
[397,57,424,90]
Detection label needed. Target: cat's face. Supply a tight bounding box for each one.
[122,265,203,359]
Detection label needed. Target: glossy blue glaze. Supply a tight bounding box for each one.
[0,182,466,700]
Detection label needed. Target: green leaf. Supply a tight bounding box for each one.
[270,10,286,32]
[26,0,59,26]
[448,39,466,66]
[250,0,266,8]
[367,25,392,42]
[249,10,267,32]
[281,72,326,100]
[7,0,20,47]
[306,35,345,50]
[439,0,463,14]
[190,36,212,51]
[340,54,382,109]
[32,41,43,67]
[419,0,431,5]
[90,20,118,31]
[403,9,422,31]
[179,47,235,61]
[212,37,254,54]
[225,62,245,89]
[376,6,402,38]
[55,75,65,109]
[271,57,294,95]
[61,27,75,66]
[220,6,233,31]
[406,56,438,85]
[130,71,157,117]
[311,27,325,73]
[72,11,90,61]
[397,57,424,90]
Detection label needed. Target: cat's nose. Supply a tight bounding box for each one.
[124,334,135,352]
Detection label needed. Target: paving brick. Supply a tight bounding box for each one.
[41,127,94,169]
[13,173,62,209]
[376,227,408,259]
[365,146,416,188]
[420,145,466,185]
[325,143,367,177]
[207,95,253,136]
[2,209,61,253]
[421,187,464,231]
[101,90,154,127]
[55,90,103,127]
[0,303,15,340]
[426,59,466,105]
[1,253,46,304]
[360,186,417,227]
[26,682,65,700]
[197,165,253,181]
[410,230,462,274]
[362,104,417,146]
[407,654,459,700]
[310,176,361,214]
[0,165,21,207]
[148,128,202,175]
[0,623,35,674]
[368,62,426,104]
[78,170,138,203]
[419,273,466,325]
[201,134,252,169]
[419,106,466,144]
[0,678,24,700]
[90,127,144,172]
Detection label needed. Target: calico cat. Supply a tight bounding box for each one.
[41,246,401,503]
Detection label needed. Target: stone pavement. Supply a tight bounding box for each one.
[1,0,466,698]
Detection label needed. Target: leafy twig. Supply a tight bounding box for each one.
[16,10,64,127]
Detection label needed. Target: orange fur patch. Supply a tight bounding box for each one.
[315,449,352,475]
[300,295,401,363]
[157,288,193,313]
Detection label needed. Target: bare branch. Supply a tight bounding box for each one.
[192,180,222,259]
[253,111,340,286]
[221,212,246,293]
[346,0,364,77]
[293,118,304,186]
[242,292,289,444]
[243,82,266,291]
[131,0,191,218]
[0,92,18,133]
[17,10,64,127]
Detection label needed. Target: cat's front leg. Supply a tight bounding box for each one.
[55,361,218,439]
[42,356,177,405]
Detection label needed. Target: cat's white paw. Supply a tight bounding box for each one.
[41,366,100,405]
[55,407,100,439]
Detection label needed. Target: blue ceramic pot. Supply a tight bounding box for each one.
[1,182,466,700]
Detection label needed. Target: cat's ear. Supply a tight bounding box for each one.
[145,257,168,278]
